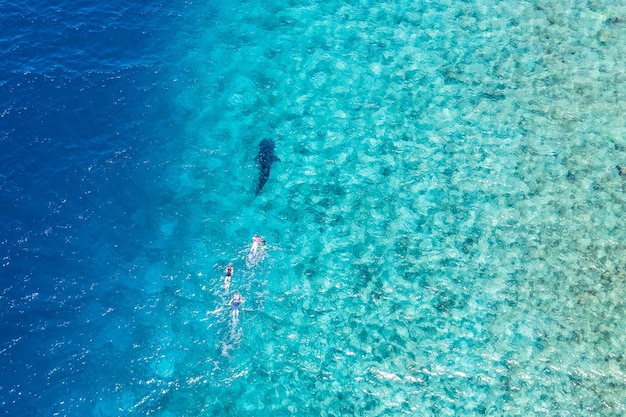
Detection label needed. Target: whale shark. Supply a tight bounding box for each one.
[255,139,280,195]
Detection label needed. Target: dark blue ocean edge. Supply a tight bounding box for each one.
[0,1,196,415]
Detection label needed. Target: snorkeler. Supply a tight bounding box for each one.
[224,262,233,292]
[247,235,263,268]
[250,235,261,254]
[230,291,244,319]
[260,237,267,253]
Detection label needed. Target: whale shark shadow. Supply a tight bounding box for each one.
[254,138,280,195]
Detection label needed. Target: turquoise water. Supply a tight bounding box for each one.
[145,0,626,415]
[2,0,626,415]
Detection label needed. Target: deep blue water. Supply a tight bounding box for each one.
[2,0,626,415]
[1,1,183,415]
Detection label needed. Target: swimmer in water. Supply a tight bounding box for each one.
[250,235,261,254]
[259,237,267,260]
[230,291,244,319]
[224,263,233,292]
[247,235,266,268]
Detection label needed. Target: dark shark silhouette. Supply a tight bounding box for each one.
[255,139,280,195]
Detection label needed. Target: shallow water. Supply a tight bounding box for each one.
[2,0,626,415]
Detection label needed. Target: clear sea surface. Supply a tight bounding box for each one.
[1,0,626,415]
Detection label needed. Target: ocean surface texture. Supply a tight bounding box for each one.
[2,0,626,415]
